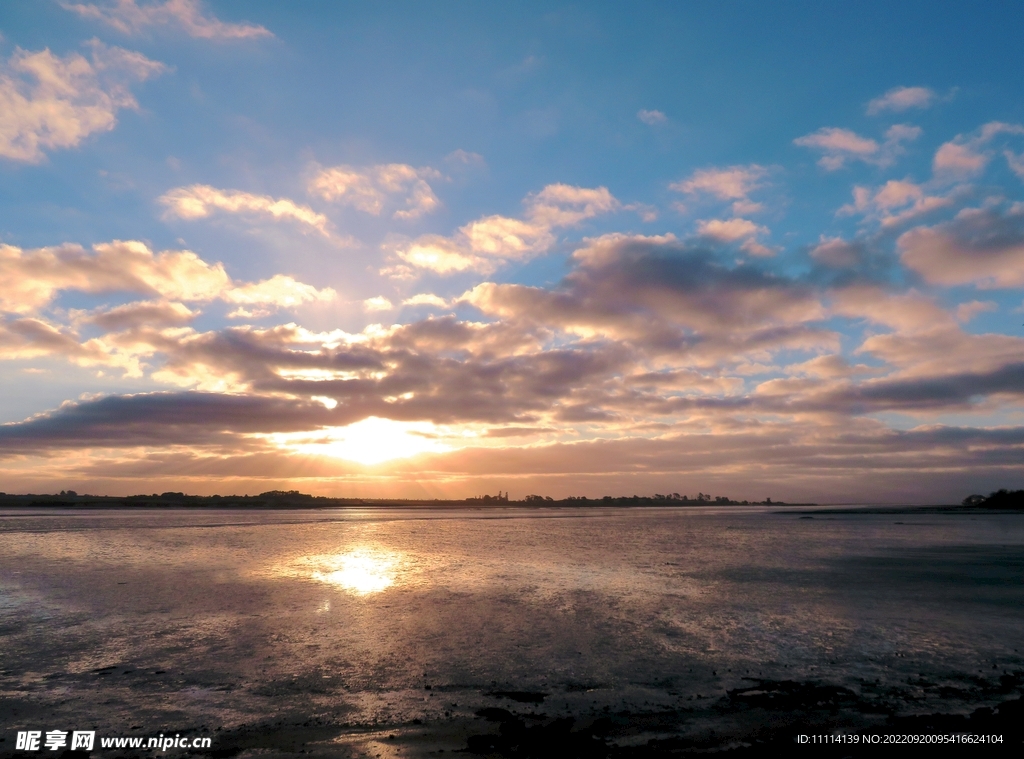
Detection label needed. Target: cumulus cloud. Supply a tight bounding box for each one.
[159,184,334,238]
[784,354,879,379]
[0,41,166,162]
[697,218,766,242]
[0,240,333,315]
[794,128,876,169]
[0,392,330,450]
[828,363,1024,413]
[224,274,335,311]
[838,179,954,228]
[866,86,936,115]
[464,234,826,357]
[671,165,766,202]
[794,125,920,170]
[637,109,667,125]
[61,0,272,40]
[830,285,955,334]
[809,237,864,269]
[955,300,997,323]
[933,122,1024,179]
[363,296,394,312]
[933,142,988,177]
[308,163,442,220]
[4,234,827,435]
[898,204,1024,288]
[0,240,228,312]
[671,164,768,215]
[695,218,775,256]
[82,299,198,331]
[0,316,100,362]
[391,183,620,275]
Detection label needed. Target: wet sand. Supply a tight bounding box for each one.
[1,506,1022,756]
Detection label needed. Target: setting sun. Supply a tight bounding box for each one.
[266,417,451,466]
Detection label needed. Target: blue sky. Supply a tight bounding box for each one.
[1,1,1024,501]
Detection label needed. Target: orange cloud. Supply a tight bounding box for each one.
[0,41,165,162]
[61,0,272,40]
[391,183,619,275]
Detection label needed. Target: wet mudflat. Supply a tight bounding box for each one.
[0,506,1022,757]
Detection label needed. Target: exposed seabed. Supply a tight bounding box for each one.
[1,505,1022,757]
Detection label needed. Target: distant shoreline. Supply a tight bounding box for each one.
[0,493,819,510]
[782,504,1023,515]
[3,492,1022,513]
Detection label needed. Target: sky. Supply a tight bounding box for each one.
[1,1,1024,502]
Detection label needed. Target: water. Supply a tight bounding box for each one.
[1,506,1022,756]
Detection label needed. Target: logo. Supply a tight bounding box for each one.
[15,730,95,752]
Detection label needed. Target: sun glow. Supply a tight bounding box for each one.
[267,416,450,465]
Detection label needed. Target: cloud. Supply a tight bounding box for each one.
[670,164,768,215]
[308,163,442,220]
[794,125,919,170]
[794,128,876,168]
[0,240,228,312]
[61,0,272,40]
[0,239,333,315]
[12,110,1024,501]
[695,218,775,256]
[445,149,485,166]
[363,296,394,312]
[954,300,997,323]
[866,86,936,115]
[464,233,826,356]
[0,316,102,362]
[933,121,1024,179]
[898,204,1024,288]
[855,324,1024,386]
[784,354,879,379]
[527,184,619,227]
[1005,150,1024,180]
[5,414,1023,501]
[83,299,198,331]
[5,235,829,436]
[830,285,954,334]
[809,237,864,268]
[391,236,486,275]
[392,183,620,275]
[697,218,767,242]
[159,184,334,238]
[637,109,667,125]
[0,392,329,450]
[224,275,336,317]
[402,293,449,308]
[838,179,954,228]
[671,165,766,201]
[0,41,166,162]
[459,216,555,259]
[6,223,1024,502]
[933,142,987,177]
[816,362,1024,414]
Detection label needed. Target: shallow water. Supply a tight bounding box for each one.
[1,506,1022,756]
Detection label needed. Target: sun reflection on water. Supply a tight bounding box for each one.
[308,548,400,595]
